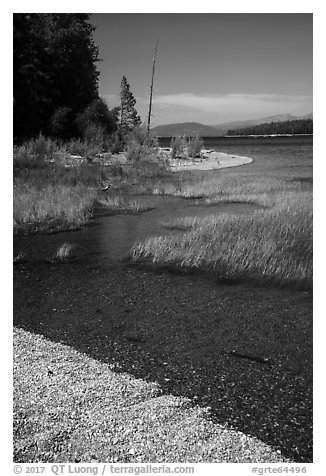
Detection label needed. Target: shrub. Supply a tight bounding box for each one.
[13,143,37,166]
[83,124,108,155]
[187,135,203,158]
[31,134,57,159]
[65,139,90,157]
[170,136,187,159]
[125,142,143,162]
[13,134,58,166]
[107,133,124,154]
[65,133,107,158]
[126,126,158,148]
[125,126,159,162]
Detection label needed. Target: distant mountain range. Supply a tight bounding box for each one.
[151,113,313,137]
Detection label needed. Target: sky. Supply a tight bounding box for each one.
[91,13,313,126]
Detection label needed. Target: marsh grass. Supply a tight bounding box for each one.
[53,243,76,261]
[14,159,109,188]
[150,172,311,205]
[13,151,107,234]
[97,194,153,213]
[13,181,96,234]
[13,147,171,233]
[111,160,174,195]
[131,191,312,289]
[123,159,170,181]
[13,251,25,264]
[125,164,312,289]
[13,134,60,164]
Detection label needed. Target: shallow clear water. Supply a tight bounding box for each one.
[14,197,258,264]
[14,137,312,265]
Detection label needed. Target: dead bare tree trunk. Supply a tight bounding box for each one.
[147,41,159,135]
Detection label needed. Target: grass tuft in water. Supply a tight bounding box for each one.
[13,252,26,264]
[97,195,153,213]
[53,243,76,261]
[131,192,312,289]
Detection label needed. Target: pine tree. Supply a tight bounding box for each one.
[14,13,100,140]
[119,76,141,139]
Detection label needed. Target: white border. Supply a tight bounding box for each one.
[4,5,322,475]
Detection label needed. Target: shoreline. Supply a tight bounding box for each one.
[169,151,253,172]
[14,261,311,462]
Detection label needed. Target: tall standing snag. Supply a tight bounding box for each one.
[147,41,159,134]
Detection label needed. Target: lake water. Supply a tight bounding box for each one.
[159,135,313,180]
[14,136,313,265]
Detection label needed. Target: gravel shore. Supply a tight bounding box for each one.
[14,260,312,462]
[169,152,253,171]
[14,327,289,463]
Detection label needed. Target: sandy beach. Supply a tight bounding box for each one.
[169,151,253,171]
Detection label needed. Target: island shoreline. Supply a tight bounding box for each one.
[168,150,253,171]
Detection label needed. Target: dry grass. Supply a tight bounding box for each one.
[13,182,96,234]
[53,243,76,261]
[13,251,25,263]
[151,172,310,205]
[131,191,312,289]
[97,194,153,213]
[13,144,171,234]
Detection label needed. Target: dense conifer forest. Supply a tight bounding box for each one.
[227,119,313,136]
[14,14,102,141]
